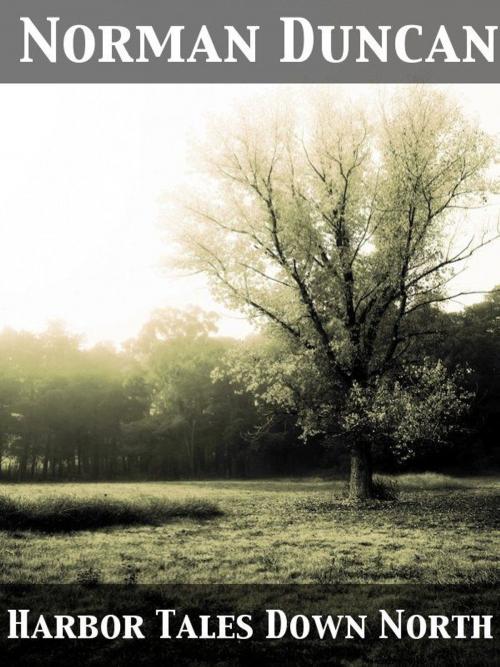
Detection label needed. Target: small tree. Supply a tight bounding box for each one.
[175,87,498,500]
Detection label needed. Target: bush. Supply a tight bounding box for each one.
[0,495,223,533]
[371,476,400,501]
[76,565,102,587]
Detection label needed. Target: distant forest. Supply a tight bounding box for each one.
[0,290,499,481]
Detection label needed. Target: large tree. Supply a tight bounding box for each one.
[176,87,498,500]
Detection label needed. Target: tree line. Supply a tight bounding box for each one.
[0,292,498,482]
[0,308,302,481]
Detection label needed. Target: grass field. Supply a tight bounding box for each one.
[0,474,498,585]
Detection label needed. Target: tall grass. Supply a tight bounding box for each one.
[371,476,400,501]
[396,473,474,490]
[0,494,222,533]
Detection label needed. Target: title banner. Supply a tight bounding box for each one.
[1,585,497,664]
[1,0,500,82]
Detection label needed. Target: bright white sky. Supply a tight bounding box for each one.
[0,84,499,346]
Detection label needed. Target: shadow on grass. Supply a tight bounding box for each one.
[0,495,223,533]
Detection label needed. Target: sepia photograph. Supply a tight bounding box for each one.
[0,82,498,663]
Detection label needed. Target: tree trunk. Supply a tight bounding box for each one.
[77,443,82,478]
[349,440,373,502]
[19,438,29,480]
[42,448,49,479]
[30,455,37,479]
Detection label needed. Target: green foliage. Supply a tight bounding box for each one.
[342,360,472,459]
[432,288,500,467]
[0,494,222,532]
[126,307,260,478]
[0,323,151,480]
[223,339,472,458]
[0,309,265,481]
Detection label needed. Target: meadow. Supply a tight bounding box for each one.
[0,474,498,585]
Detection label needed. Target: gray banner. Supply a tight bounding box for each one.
[0,0,499,83]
